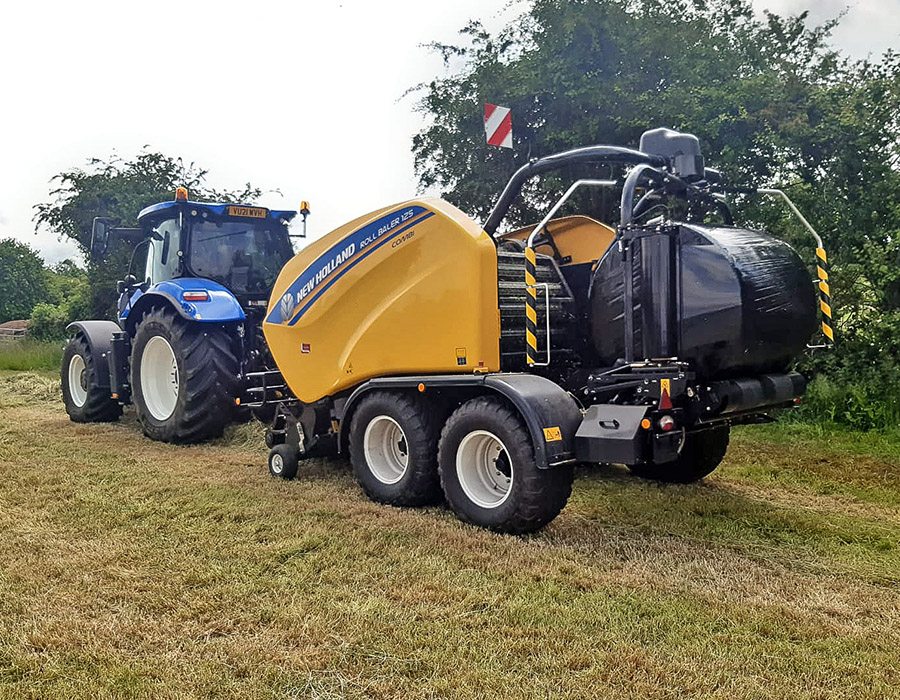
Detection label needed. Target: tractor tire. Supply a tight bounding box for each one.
[130,307,238,443]
[629,427,730,483]
[61,334,121,423]
[438,397,574,534]
[349,391,442,507]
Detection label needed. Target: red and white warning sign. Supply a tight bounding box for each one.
[484,103,512,148]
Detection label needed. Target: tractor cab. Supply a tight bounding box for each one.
[134,191,297,304]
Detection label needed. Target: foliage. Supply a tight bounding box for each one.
[0,238,49,324]
[412,0,900,430]
[27,260,92,341]
[34,151,265,317]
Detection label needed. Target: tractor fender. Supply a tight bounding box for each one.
[338,373,583,468]
[65,320,121,388]
[122,278,246,335]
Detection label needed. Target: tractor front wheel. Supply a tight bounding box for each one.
[130,307,238,443]
[61,335,121,423]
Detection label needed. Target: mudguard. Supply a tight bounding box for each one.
[339,373,583,468]
[66,320,121,388]
[483,373,583,468]
[121,278,245,334]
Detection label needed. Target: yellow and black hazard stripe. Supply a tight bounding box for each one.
[816,247,834,343]
[525,246,538,365]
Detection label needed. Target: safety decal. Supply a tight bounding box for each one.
[267,206,433,325]
[816,247,834,343]
[543,426,562,442]
[524,246,538,365]
[456,347,467,366]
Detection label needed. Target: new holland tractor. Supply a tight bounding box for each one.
[61,188,306,442]
[252,128,831,533]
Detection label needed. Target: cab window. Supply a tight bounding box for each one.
[145,218,182,284]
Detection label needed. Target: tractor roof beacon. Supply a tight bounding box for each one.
[257,128,832,534]
[61,189,307,444]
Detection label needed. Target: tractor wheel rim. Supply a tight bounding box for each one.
[68,354,87,408]
[363,415,409,484]
[456,430,513,509]
[141,335,179,421]
[271,453,284,474]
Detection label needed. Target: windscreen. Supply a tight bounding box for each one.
[188,219,293,295]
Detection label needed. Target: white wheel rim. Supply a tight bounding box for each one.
[271,453,284,474]
[363,415,409,484]
[141,335,179,421]
[456,430,513,509]
[68,354,87,408]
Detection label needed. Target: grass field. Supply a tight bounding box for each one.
[0,340,63,372]
[0,370,898,699]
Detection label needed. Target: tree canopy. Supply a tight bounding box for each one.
[0,239,48,324]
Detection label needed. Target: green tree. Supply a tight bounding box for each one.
[34,151,265,317]
[0,238,49,323]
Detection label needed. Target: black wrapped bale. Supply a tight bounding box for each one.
[590,224,817,380]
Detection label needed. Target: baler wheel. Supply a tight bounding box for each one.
[630,427,730,483]
[61,335,122,423]
[349,391,442,507]
[438,397,574,534]
[268,444,299,480]
[130,307,238,443]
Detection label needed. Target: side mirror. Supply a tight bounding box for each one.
[90,217,112,259]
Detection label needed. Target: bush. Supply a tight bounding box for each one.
[28,266,91,342]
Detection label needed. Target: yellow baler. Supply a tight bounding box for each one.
[254,129,828,534]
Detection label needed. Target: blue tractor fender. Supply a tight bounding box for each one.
[120,278,246,335]
[66,320,122,388]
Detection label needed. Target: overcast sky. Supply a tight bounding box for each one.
[1,0,897,265]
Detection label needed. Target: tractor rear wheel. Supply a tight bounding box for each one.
[61,335,121,423]
[629,427,730,483]
[438,397,574,534]
[349,391,442,507]
[130,307,238,443]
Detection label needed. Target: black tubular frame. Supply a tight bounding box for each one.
[482,145,667,237]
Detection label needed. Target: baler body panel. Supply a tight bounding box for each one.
[501,215,617,265]
[263,198,500,403]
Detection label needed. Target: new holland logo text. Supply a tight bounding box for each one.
[265,205,433,326]
[280,243,355,322]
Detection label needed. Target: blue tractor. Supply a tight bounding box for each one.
[61,188,304,443]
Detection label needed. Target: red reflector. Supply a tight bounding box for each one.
[658,415,676,432]
[659,386,673,410]
[183,291,209,302]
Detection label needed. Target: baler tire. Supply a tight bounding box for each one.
[268,444,299,480]
[438,397,574,534]
[131,307,239,444]
[61,335,122,423]
[349,391,442,507]
[630,427,730,483]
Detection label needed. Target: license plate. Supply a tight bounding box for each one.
[228,205,267,219]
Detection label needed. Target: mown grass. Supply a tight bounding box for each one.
[0,339,63,372]
[0,371,898,699]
